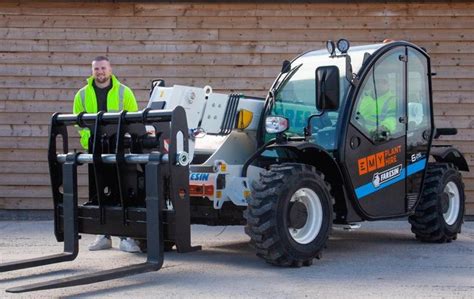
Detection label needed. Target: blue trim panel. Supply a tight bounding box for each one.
[355,169,406,199]
[355,158,426,199]
[407,158,426,176]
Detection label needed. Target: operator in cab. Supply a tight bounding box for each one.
[355,76,397,140]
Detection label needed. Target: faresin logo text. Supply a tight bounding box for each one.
[357,145,401,176]
[372,164,402,188]
[189,173,210,181]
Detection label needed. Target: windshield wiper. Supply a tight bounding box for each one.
[274,63,303,94]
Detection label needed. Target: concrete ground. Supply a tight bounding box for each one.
[0,220,473,298]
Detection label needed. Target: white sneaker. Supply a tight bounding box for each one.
[119,238,141,253]
[88,235,112,251]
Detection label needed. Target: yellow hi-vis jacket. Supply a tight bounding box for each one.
[357,91,397,133]
[73,75,138,149]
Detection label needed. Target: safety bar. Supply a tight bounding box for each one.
[53,109,173,126]
[433,127,458,139]
[56,153,170,164]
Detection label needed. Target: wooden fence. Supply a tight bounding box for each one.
[0,1,472,214]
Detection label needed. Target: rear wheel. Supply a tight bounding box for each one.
[244,163,333,267]
[409,163,465,243]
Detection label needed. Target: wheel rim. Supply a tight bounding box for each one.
[288,188,323,245]
[443,181,460,226]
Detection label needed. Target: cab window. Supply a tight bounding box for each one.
[352,49,405,142]
[273,64,318,136]
[407,49,431,132]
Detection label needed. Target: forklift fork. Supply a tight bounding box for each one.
[4,153,164,293]
[0,153,80,274]
[0,107,199,293]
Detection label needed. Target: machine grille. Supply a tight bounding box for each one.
[407,193,419,210]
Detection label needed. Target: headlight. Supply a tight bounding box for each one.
[336,39,350,54]
[265,116,289,134]
[326,40,336,56]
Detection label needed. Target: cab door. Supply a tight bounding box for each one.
[405,48,432,210]
[344,47,407,218]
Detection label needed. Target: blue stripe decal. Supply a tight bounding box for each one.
[355,158,426,199]
[407,158,426,176]
[355,169,406,199]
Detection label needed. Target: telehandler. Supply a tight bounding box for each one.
[0,39,468,292]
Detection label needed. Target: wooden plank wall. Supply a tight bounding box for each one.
[0,1,473,214]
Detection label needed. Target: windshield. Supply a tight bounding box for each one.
[266,44,384,150]
[267,52,347,150]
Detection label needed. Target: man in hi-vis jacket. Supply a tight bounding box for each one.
[73,56,140,253]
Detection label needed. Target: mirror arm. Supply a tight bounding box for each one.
[345,55,359,86]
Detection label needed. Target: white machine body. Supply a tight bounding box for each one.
[147,84,265,209]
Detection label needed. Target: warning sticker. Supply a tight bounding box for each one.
[163,139,170,153]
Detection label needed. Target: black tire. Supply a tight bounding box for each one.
[244,163,333,267]
[409,163,465,243]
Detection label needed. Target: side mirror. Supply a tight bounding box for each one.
[315,66,340,111]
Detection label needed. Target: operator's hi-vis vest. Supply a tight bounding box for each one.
[73,74,138,149]
[357,91,397,133]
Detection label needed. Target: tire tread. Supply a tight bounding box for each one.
[244,163,333,267]
[409,163,464,243]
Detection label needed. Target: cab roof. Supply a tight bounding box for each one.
[297,42,387,75]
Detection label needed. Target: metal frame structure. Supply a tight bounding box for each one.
[0,40,469,293]
[0,107,200,293]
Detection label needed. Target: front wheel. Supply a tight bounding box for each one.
[409,163,465,243]
[244,163,333,267]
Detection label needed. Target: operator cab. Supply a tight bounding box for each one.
[263,40,434,219]
[343,41,433,218]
